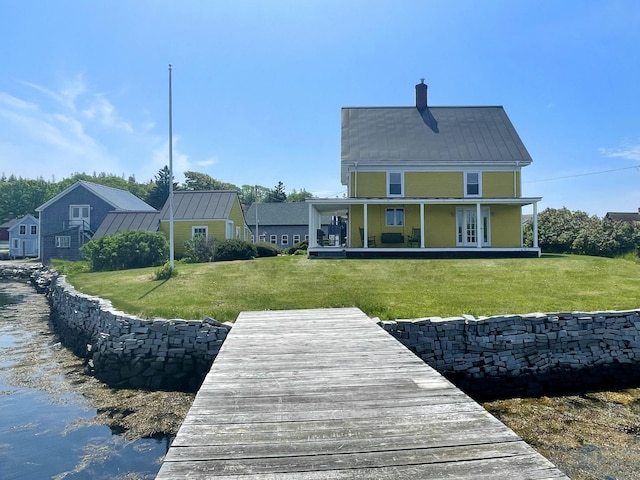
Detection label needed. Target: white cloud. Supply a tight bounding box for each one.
[599,143,640,161]
[0,74,161,181]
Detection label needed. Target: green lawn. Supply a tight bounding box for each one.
[63,254,640,322]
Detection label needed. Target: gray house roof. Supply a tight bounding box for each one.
[341,105,533,184]
[605,210,640,223]
[36,180,156,212]
[159,190,239,221]
[245,202,309,226]
[93,211,161,239]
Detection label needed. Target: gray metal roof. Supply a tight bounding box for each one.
[36,180,156,212]
[159,190,239,221]
[244,202,310,226]
[93,211,160,239]
[341,106,533,183]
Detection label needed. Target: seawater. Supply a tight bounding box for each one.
[0,282,168,480]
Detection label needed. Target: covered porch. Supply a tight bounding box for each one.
[307,197,541,259]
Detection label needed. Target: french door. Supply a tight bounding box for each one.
[456,207,490,247]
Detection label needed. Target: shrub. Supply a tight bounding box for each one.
[285,239,308,255]
[81,231,169,271]
[214,239,257,262]
[184,235,216,263]
[153,261,177,280]
[254,241,279,257]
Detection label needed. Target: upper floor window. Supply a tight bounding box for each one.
[386,208,405,226]
[387,172,403,197]
[465,172,481,197]
[19,225,26,235]
[192,226,208,238]
[31,225,37,235]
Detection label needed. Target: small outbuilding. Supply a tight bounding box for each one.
[8,214,39,258]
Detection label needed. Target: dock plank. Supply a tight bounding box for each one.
[156,307,568,479]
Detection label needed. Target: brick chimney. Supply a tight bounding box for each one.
[415,78,428,110]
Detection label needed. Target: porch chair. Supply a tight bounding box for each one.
[407,227,421,247]
[359,227,376,247]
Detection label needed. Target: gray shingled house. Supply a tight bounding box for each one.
[36,180,156,264]
[245,202,312,249]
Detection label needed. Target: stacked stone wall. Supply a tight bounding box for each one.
[380,311,640,399]
[47,274,231,391]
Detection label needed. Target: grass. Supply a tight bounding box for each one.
[61,254,640,322]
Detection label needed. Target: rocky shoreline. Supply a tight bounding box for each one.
[0,263,193,440]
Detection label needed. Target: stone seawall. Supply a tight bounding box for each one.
[380,311,640,399]
[3,263,640,398]
[46,275,231,391]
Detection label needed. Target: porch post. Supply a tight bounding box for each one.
[533,201,539,249]
[420,202,425,248]
[308,203,316,248]
[476,202,482,249]
[363,203,369,248]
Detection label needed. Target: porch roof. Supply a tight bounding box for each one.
[307,197,542,213]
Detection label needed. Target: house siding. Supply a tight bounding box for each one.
[405,172,463,198]
[351,171,386,198]
[39,186,116,264]
[160,220,227,258]
[489,205,522,247]
[425,205,456,247]
[483,171,520,197]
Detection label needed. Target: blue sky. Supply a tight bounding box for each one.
[1,0,638,216]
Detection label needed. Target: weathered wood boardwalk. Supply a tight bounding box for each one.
[156,308,568,479]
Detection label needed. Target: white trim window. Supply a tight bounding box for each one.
[456,207,490,246]
[281,234,289,245]
[55,236,71,248]
[304,235,309,241]
[225,221,234,239]
[30,225,37,235]
[293,234,301,244]
[236,226,241,239]
[192,226,208,239]
[259,234,266,242]
[387,172,404,197]
[69,205,90,228]
[386,208,405,226]
[465,172,481,197]
[19,225,26,235]
[270,235,277,244]
[250,234,255,243]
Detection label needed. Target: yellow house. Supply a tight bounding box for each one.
[308,80,541,258]
[158,190,250,258]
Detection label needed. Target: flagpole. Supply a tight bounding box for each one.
[168,64,175,268]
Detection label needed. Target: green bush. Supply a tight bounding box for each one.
[81,231,169,271]
[153,261,177,280]
[285,239,308,255]
[254,241,279,257]
[214,239,257,262]
[184,235,216,263]
[525,207,640,258]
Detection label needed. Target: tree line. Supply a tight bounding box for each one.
[524,207,640,258]
[0,169,313,223]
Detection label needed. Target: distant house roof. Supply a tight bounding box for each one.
[605,210,640,223]
[36,180,156,212]
[159,190,239,221]
[245,202,309,226]
[93,211,161,239]
[341,105,533,184]
[0,218,20,229]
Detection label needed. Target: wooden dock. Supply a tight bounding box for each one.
[156,308,567,479]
